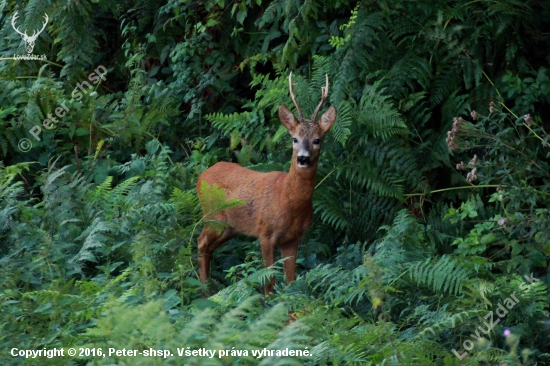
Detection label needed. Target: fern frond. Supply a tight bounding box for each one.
[357,81,409,140]
[408,255,469,295]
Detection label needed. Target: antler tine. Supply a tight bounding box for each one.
[40,13,49,33]
[310,74,329,123]
[11,11,27,37]
[28,13,49,41]
[289,72,304,123]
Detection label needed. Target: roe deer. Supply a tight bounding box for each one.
[197,73,336,294]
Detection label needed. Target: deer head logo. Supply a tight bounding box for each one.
[11,11,49,54]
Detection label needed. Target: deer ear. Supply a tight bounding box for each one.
[319,106,336,133]
[278,104,298,132]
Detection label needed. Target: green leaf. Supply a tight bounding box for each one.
[34,302,53,314]
[480,233,497,245]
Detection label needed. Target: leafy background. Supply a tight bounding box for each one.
[1,0,550,364]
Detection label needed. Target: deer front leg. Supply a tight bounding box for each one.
[260,238,276,295]
[280,242,299,284]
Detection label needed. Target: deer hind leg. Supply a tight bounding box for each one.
[198,228,235,282]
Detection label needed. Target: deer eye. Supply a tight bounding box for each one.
[292,138,298,143]
[313,138,320,145]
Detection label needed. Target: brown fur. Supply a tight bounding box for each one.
[197,104,336,294]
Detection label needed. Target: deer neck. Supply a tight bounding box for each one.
[284,158,318,203]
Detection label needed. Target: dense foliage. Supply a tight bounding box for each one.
[1,0,550,364]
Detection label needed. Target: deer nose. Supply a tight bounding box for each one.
[297,155,310,166]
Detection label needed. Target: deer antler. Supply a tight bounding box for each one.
[288,72,305,123]
[310,74,329,123]
[27,13,49,42]
[11,11,27,37]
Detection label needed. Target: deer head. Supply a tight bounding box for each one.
[11,11,49,54]
[278,73,336,168]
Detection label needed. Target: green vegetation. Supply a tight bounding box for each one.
[1,0,549,364]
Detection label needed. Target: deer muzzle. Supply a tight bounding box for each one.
[297,155,310,167]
